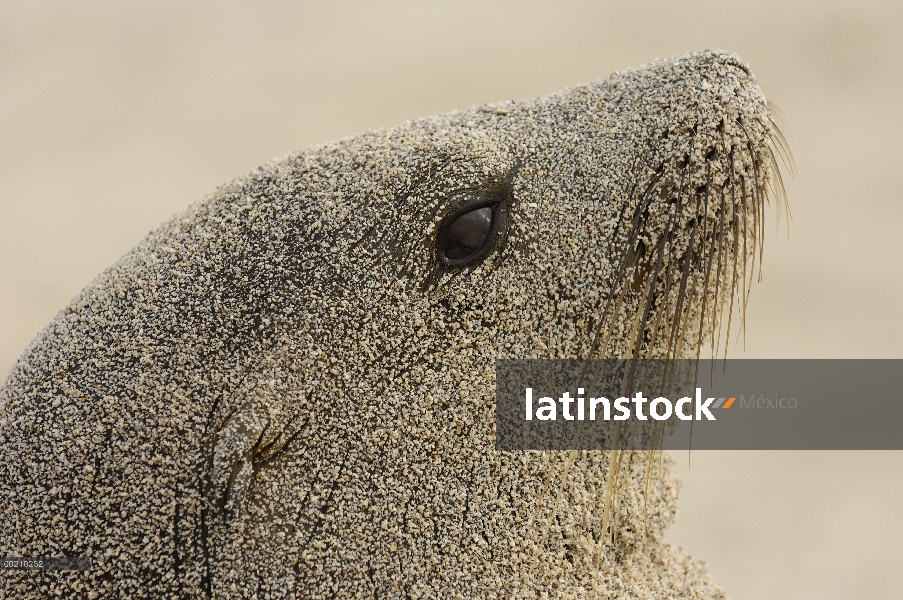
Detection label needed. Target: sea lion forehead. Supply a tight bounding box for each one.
[262,50,760,223]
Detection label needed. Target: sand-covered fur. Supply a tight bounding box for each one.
[1,50,783,598]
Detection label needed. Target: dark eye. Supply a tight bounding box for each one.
[437,204,499,267]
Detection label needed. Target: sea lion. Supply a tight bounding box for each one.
[0,50,786,598]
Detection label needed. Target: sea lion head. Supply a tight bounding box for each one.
[1,50,786,598]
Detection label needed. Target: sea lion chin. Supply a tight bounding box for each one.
[0,50,787,598]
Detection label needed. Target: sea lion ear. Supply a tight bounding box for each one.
[206,402,269,517]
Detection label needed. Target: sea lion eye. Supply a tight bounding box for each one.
[437,205,497,266]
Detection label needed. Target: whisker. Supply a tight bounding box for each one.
[588,165,665,357]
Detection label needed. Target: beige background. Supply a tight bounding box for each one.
[1,1,901,598]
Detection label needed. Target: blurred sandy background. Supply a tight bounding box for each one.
[1,1,901,598]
